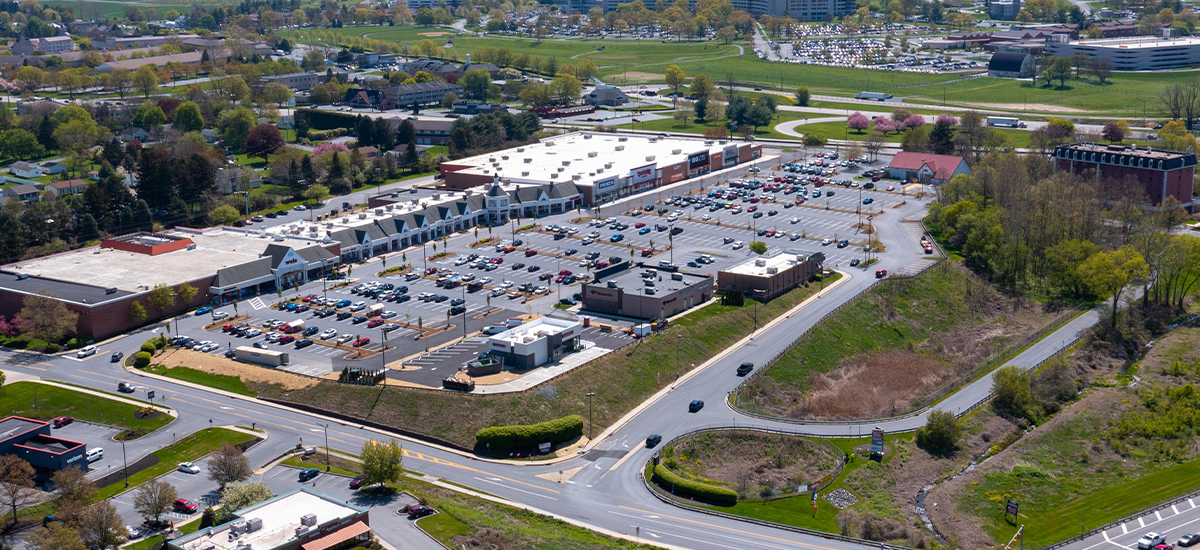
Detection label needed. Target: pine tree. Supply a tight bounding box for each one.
[77,213,99,242]
[102,138,123,168]
[288,158,304,196]
[405,141,418,170]
[133,200,153,232]
[37,116,55,150]
[300,155,315,186]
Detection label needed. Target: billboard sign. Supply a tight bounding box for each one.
[596,178,617,191]
[870,427,884,454]
[724,145,739,164]
[630,165,656,185]
[688,151,710,169]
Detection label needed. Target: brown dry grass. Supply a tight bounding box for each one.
[156,349,316,391]
[666,431,841,492]
[788,350,947,418]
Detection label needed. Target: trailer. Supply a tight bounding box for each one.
[986,116,1020,128]
[367,304,385,317]
[855,91,891,101]
[234,346,289,367]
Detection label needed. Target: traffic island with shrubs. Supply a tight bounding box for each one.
[473,415,584,457]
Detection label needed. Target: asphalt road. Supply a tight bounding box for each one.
[0,152,1119,550]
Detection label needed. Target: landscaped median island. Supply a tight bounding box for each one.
[250,274,839,451]
[94,427,260,500]
[736,261,1073,421]
[0,381,171,439]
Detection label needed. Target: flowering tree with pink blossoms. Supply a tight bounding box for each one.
[847,111,870,133]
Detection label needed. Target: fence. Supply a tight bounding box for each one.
[640,425,916,550]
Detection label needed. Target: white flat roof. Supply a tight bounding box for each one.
[264,190,477,238]
[6,228,317,293]
[1067,36,1200,49]
[725,252,816,277]
[491,317,580,345]
[174,489,362,550]
[451,133,740,188]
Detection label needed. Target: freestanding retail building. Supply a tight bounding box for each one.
[581,262,714,320]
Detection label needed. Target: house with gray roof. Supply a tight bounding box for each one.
[3,184,42,203]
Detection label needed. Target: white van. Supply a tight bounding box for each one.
[77,345,96,358]
[86,448,104,462]
[732,241,745,250]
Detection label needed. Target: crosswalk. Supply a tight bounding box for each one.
[280,362,335,377]
[248,297,267,310]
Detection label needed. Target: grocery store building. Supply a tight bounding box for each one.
[438,132,763,206]
[717,250,824,301]
[581,262,714,320]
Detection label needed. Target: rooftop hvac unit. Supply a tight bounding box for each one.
[273,236,284,242]
[325,223,333,229]
[105,287,117,294]
[645,288,656,295]
[604,163,613,169]
[501,155,509,160]
[517,147,525,152]
[562,160,571,166]
[719,140,727,145]
[672,149,682,155]
[385,205,394,211]
[557,167,566,172]
[294,526,310,536]
[618,137,628,142]
[374,208,383,215]
[198,543,216,550]
[488,157,496,162]
[755,259,766,266]
[521,171,530,177]
[230,520,248,535]
[524,158,533,163]
[300,513,317,527]
[615,145,624,151]
[245,518,262,532]
[587,152,598,158]
[234,543,252,550]
[546,141,555,147]
[358,213,367,220]
[584,133,593,139]
[187,243,197,250]
[645,155,655,161]
[596,168,603,173]
[549,173,557,179]
[607,281,618,288]
[649,138,657,143]
[704,141,713,145]
[432,193,441,199]
[767,267,778,274]
[572,175,581,180]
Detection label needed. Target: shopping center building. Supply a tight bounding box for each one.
[437,132,763,205]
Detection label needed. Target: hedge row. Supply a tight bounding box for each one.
[652,463,738,505]
[474,415,584,452]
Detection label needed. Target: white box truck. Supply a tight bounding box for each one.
[986,116,1022,128]
[855,91,892,101]
[367,304,385,317]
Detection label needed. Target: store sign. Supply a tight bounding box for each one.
[284,258,298,265]
[870,427,885,453]
[670,172,684,183]
[688,151,710,169]
[724,146,739,164]
[597,178,617,191]
[631,166,656,185]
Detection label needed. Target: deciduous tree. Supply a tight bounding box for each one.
[1081,246,1148,329]
[360,438,404,490]
[915,410,961,456]
[26,523,86,550]
[16,292,78,343]
[133,478,177,523]
[218,481,272,511]
[0,455,36,524]
[75,500,127,549]
[208,442,252,490]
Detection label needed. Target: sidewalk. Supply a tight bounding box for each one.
[473,340,613,393]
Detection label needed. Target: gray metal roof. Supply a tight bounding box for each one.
[213,257,272,288]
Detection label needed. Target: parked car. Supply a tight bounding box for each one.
[52,416,73,428]
[354,337,370,347]
[194,306,211,316]
[298,468,320,482]
[349,474,365,489]
[407,505,435,519]
[173,499,199,513]
[177,462,201,474]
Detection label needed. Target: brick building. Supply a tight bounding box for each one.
[1053,143,1197,211]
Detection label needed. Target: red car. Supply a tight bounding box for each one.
[559,269,573,276]
[174,498,198,513]
[407,504,435,518]
[525,249,537,257]
[424,267,437,275]
[490,257,504,264]
[52,416,73,428]
[367,319,385,328]
[876,269,888,278]
[354,337,370,347]
[641,249,653,257]
[278,335,295,344]
[634,222,645,228]
[221,324,235,332]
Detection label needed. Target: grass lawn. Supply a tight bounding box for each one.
[95,428,258,500]
[792,119,1033,147]
[618,114,804,141]
[143,364,255,397]
[0,381,171,439]
[253,274,840,450]
[280,454,361,477]
[417,511,473,542]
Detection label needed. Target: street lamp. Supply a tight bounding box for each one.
[586,392,596,440]
[320,423,330,471]
[675,333,682,379]
[121,439,129,487]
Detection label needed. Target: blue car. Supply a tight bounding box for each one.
[638,227,651,235]
[610,233,624,242]
[335,299,352,308]
[863,198,874,204]
[194,306,211,316]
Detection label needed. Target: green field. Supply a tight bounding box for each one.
[96,428,258,500]
[285,25,1184,115]
[144,365,255,397]
[617,113,805,141]
[791,119,1033,147]
[0,381,171,439]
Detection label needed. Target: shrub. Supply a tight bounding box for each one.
[652,463,738,504]
[140,341,157,354]
[66,338,77,349]
[916,410,962,457]
[43,342,59,353]
[155,335,167,349]
[133,351,152,367]
[474,415,584,452]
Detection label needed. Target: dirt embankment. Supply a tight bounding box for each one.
[156,348,317,391]
[749,263,1063,420]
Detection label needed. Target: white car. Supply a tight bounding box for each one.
[294,205,307,211]
[490,288,505,297]
[454,257,470,266]
[212,311,229,321]
[127,525,144,539]
[265,333,281,343]
[319,329,338,339]
[701,214,711,221]
[789,217,800,224]
[1137,533,1165,549]
[380,311,397,319]
[201,342,220,352]
[732,241,745,250]
[581,238,594,245]
[337,334,355,344]
[193,340,214,351]
[533,286,550,294]
[568,227,579,234]
[587,231,600,238]
[500,281,513,289]
[481,277,492,284]
[350,302,366,311]
[263,319,280,328]
[178,462,201,474]
[821,238,833,246]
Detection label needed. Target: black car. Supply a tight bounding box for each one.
[295,304,310,313]
[450,298,465,306]
[395,285,409,294]
[351,316,368,324]
[265,212,277,219]
[449,305,466,315]
[337,312,353,320]
[737,362,754,375]
[395,294,411,303]
[646,434,662,447]
[303,326,319,336]
[111,351,124,363]
[527,265,540,272]
[295,338,314,349]
[224,349,236,358]
[850,258,861,267]
[298,468,320,481]
[564,248,578,256]
[433,295,448,303]
[689,400,704,412]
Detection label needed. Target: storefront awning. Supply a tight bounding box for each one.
[301,521,370,550]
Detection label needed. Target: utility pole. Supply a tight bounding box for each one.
[586,392,595,440]
[322,423,330,471]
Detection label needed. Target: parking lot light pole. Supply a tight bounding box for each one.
[321,423,330,471]
[586,392,596,440]
[121,439,129,487]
